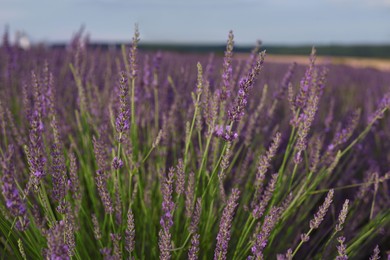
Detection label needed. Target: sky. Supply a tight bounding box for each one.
[1,0,390,45]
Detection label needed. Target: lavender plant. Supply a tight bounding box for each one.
[0,27,389,260]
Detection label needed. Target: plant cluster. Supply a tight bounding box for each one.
[0,27,389,259]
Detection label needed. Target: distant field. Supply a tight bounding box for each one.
[262,54,390,71]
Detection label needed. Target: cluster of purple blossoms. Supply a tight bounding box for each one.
[50,143,67,203]
[295,48,316,109]
[335,236,347,260]
[188,233,200,260]
[159,168,175,259]
[214,124,238,142]
[129,24,140,79]
[1,146,29,231]
[368,91,390,125]
[44,220,70,260]
[228,51,266,123]
[93,137,114,214]
[252,173,279,219]
[251,206,282,259]
[112,156,124,170]
[214,188,240,260]
[294,89,320,164]
[115,71,130,137]
[309,189,334,229]
[274,62,297,100]
[115,112,130,135]
[25,109,47,192]
[175,159,185,196]
[125,208,135,254]
[218,30,234,101]
[95,169,113,214]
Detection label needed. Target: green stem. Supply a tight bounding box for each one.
[288,163,299,192]
[292,228,313,257]
[2,217,17,259]
[184,92,202,168]
[233,215,256,260]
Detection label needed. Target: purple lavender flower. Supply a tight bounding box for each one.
[294,89,320,164]
[92,137,110,171]
[129,24,140,79]
[1,146,29,231]
[309,136,323,173]
[159,168,175,259]
[50,143,67,204]
[367,92,390,125]
[185,171,195,218]
[25,109,47,193]
[252,173,278,219]
[228,51,266,122]
[214,125,224,137]
[110,233,122,259]
[125,208,135,254]
[175,159,185,196]
[68,153,81,205]
[336,236,348,260]
[218,30,234,101]
[214,125,238,142]
[251,206,281,259]
[251,132,281,209]
[369,245,380,260]
[189,198,202,234]
[214,188,240,260]
[100,247,113,259]
[115,71,130,138]
[327,109,361,153]
[335,199,349,232]
[95,170,113,214]
[295,48,316,109]
[92,214,102,241]
[115,112,130,135]
[310,189,334,229]
[188,233,200,260]
[114,180,122,225]
[112,156,124,170]
[274,62,297,100]
[44,220,70,260]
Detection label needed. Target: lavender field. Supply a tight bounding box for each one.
[0,28,390,259]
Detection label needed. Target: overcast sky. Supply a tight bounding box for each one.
[1,0,390,45]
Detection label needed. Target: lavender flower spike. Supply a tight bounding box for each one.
[175,158,185,196]
[159,168,175,260]
[50,143,67,204]
[294,89,320,164]
[228,50,266,122]
[369,245,380,260]
[295,47,316,109]
[115,71,130,137]
[25,109,46,193]
[335,199,349,232]
[219,30,234,101]
[95,170,114,214]
[214,188,240,260]
[251,206,281,259]
[336,236,348,260]
[310,189,334,229]
[44,220,70,260]
[1,145,29,231]
[125,208,135,254]
[188,233,200,260]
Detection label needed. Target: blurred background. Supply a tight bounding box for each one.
[1,0,390,59]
